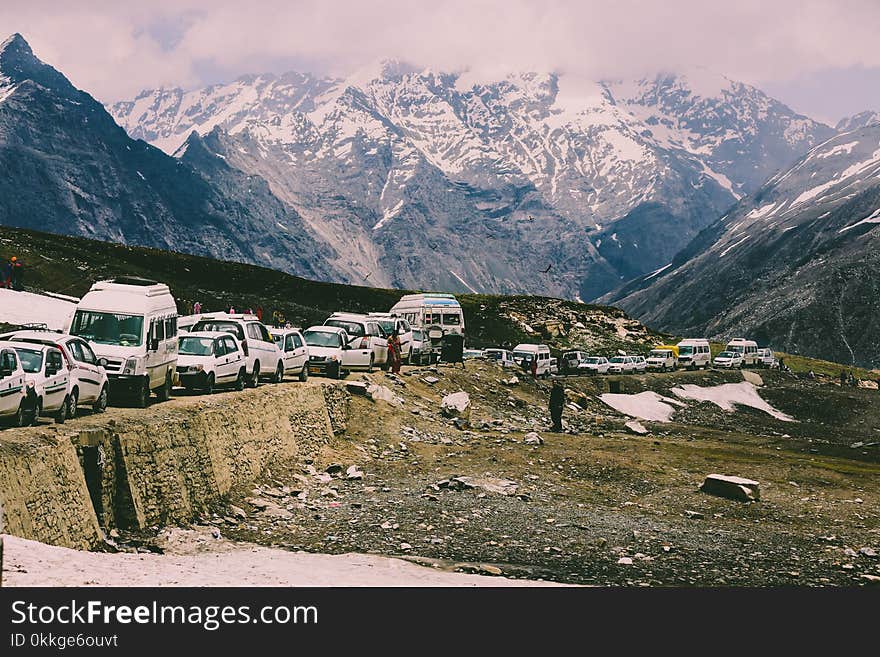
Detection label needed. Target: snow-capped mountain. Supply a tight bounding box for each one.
[0,34,334,281]
[836,110,880,132]
[604,123,880,367]
[111,64,833,298]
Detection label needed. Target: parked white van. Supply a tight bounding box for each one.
[726,338,760,367]
[389,293,465,357]
[0,346,28,427]
[191,314,284,386]
[676,339,711,370]
[512,343,557,376]
[10,342,71,424]
[68,277,178,408]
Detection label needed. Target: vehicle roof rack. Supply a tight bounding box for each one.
[109,276,159,286]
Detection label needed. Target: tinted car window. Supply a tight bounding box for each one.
[293,334,303,349]
[193,321,245,341]
[223,337,239,354]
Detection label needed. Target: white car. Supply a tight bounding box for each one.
[176,332,248,393]
[631,355,647,373]
[578,356,610,374]
[9,342,72,424]
[463,348,484,360]
[272,328,310,381]
[409,328,432,365]
[756,348,776,369]
[368,313,413,362]
[484,348,516,368]
[0,346,28,427]
[303,326,373,378]
[0,330,109,417]
[713,351,744,369]
[323,313,388,368]
[607,355,637,374]
[191,314,285,386]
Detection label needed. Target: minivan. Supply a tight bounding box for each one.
[676,339,711,370]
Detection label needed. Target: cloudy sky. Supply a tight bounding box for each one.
[2,0,879,124]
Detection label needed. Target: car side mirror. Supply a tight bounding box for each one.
[0,367,12,377]
[97,358,108,369]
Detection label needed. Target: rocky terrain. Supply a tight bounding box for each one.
[68,360,880,587]
[605,123,880,368]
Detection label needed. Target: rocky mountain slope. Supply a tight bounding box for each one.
[0,34,333,281]
[604,124,880,367]
[111,63,833,298]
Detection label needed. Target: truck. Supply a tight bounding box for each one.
[646,346,678,372]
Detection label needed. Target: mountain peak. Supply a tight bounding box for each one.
[0,33,30,55]
[0,32,78,97]
[0,33,38,69]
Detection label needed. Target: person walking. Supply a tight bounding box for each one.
[549,379,565,432]
[387,329,402,374]
[193,301,202,315]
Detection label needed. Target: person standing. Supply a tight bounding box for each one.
[530,356,538,379]
[387,329,402,374]
[10,256,23,291]
[0,258,11,289]
[549,379,565,432]
[193,301,202,315]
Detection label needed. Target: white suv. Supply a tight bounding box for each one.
[303,326,373,378]
[0,346,28,427]
[191,314,284,386]
[324,313,388,368]
[9,342,72,424]
[176,332,248,393]
[272,328,310,381]
[0,330,109,417]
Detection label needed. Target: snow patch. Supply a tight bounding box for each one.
[599,391,682,422]
[671,382,794,422]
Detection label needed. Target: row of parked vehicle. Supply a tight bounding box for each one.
[0,281,469,428]
[470,337,776,377]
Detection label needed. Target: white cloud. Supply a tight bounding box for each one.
[2,0,880,112]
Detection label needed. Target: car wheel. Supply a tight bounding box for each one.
[156,371,172,402]
[68,388,79,419]
[55,395,69,424]
[273,362,284,384]
[93,385,108,413]
[30,399,42,426]
[367,355,374,373]
[249,362,260,388]
[299,366,308,383]
[134,378,150,408]
[204,373,215,394]
[235,368,246,391]
[11,400,26,427]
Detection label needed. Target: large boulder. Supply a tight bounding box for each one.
[700,474,761,502]
[441,391,471,419]
[366,384,403,407]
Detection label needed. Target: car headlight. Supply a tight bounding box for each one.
[190,364,204,372]
[122,357,139,375]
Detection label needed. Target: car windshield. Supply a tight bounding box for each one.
[376,320,395,335]
[325,319,365,337]
[70,310,144,347]
[485,350,503,360]
[563,353,579,360]
[718,351,736,358]
[178,337,215,356]
[609,357,626,363]
[412,330,423,340]
[585,357,602,364]
[727,345,744,353]
[649,350,668,358]
[304,330,341,348]
[13,348,43,373]
[678,345,694,356]
[192,321,245,341]
[513,351,532,361]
